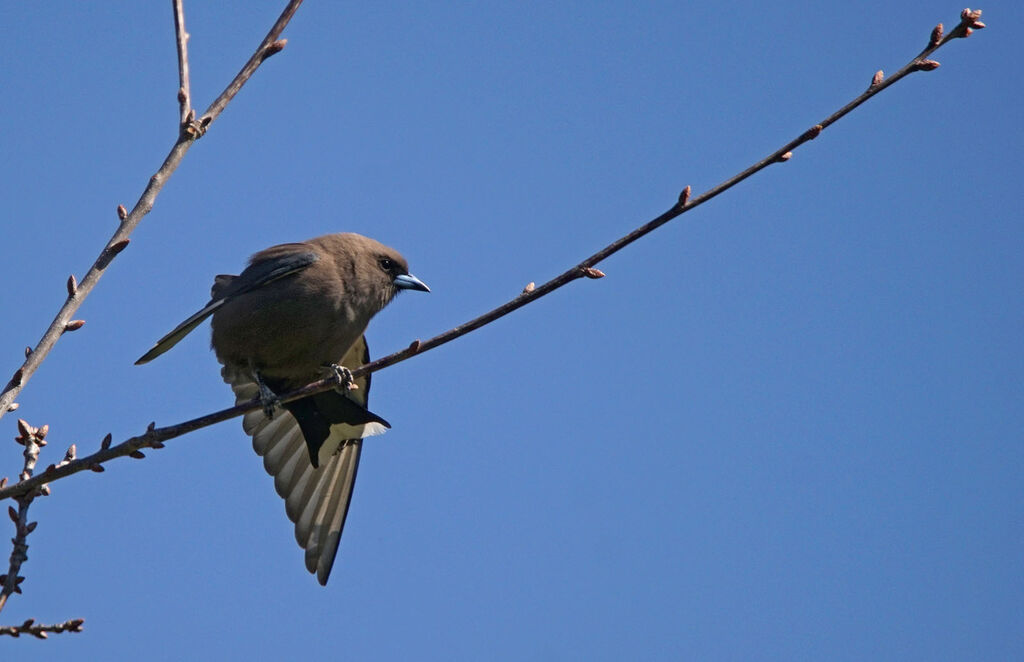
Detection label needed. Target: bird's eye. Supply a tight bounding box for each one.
[379,258,394,272]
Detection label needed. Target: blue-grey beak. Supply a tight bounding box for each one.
[393,273,430,292]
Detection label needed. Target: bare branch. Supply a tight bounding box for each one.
[198,1,303,131]
[0,618,85,638]
[173,0,192,127]
[0,0,306,422]
[0,421,50,614]
[0,8,987,503]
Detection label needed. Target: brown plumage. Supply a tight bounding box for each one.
[136,232,429,585]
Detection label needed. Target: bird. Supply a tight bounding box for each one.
[135,232,429,585]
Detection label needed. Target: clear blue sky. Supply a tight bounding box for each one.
[2,2,1020,660]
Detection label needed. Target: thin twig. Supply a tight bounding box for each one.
[0,0,305,422]
[0,9,986,503]
[173,0,192,127]
[351,9,986,375]
[0,421,47,613]
[0,618,85,639]
[198,0,302,130]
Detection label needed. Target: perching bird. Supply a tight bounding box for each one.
[136,232,429,584]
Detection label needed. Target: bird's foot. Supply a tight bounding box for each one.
[252,369,280,419]
[322,363,357,392]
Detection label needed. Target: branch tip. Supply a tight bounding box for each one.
[63,320,86,333]
[960,8,984,29]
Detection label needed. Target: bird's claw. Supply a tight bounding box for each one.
[322,363,357,392]
[251,368,279,420]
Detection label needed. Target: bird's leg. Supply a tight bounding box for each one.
[249,362,279,419]
[321,363,355,393]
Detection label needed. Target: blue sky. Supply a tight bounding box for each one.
[1,2,1020,660]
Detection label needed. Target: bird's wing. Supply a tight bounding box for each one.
[223,335,385,585]
[135,249,319,365]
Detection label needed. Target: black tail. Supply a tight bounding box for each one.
[265,382,390,468]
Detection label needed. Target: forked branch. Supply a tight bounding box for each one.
[0,9,987,504]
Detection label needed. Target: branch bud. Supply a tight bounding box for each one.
[678,185,691,208]
[16,419,34,440]
[261,39,287,62]
[97,239,130,270]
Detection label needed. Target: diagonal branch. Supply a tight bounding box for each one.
[0,0,304,423]
[0,9,986,502]
[198,1,302,129]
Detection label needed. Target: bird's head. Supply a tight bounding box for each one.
[335,233,429,312]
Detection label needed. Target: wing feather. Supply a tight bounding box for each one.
[136,249,318,364]
[221,335,377,585]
